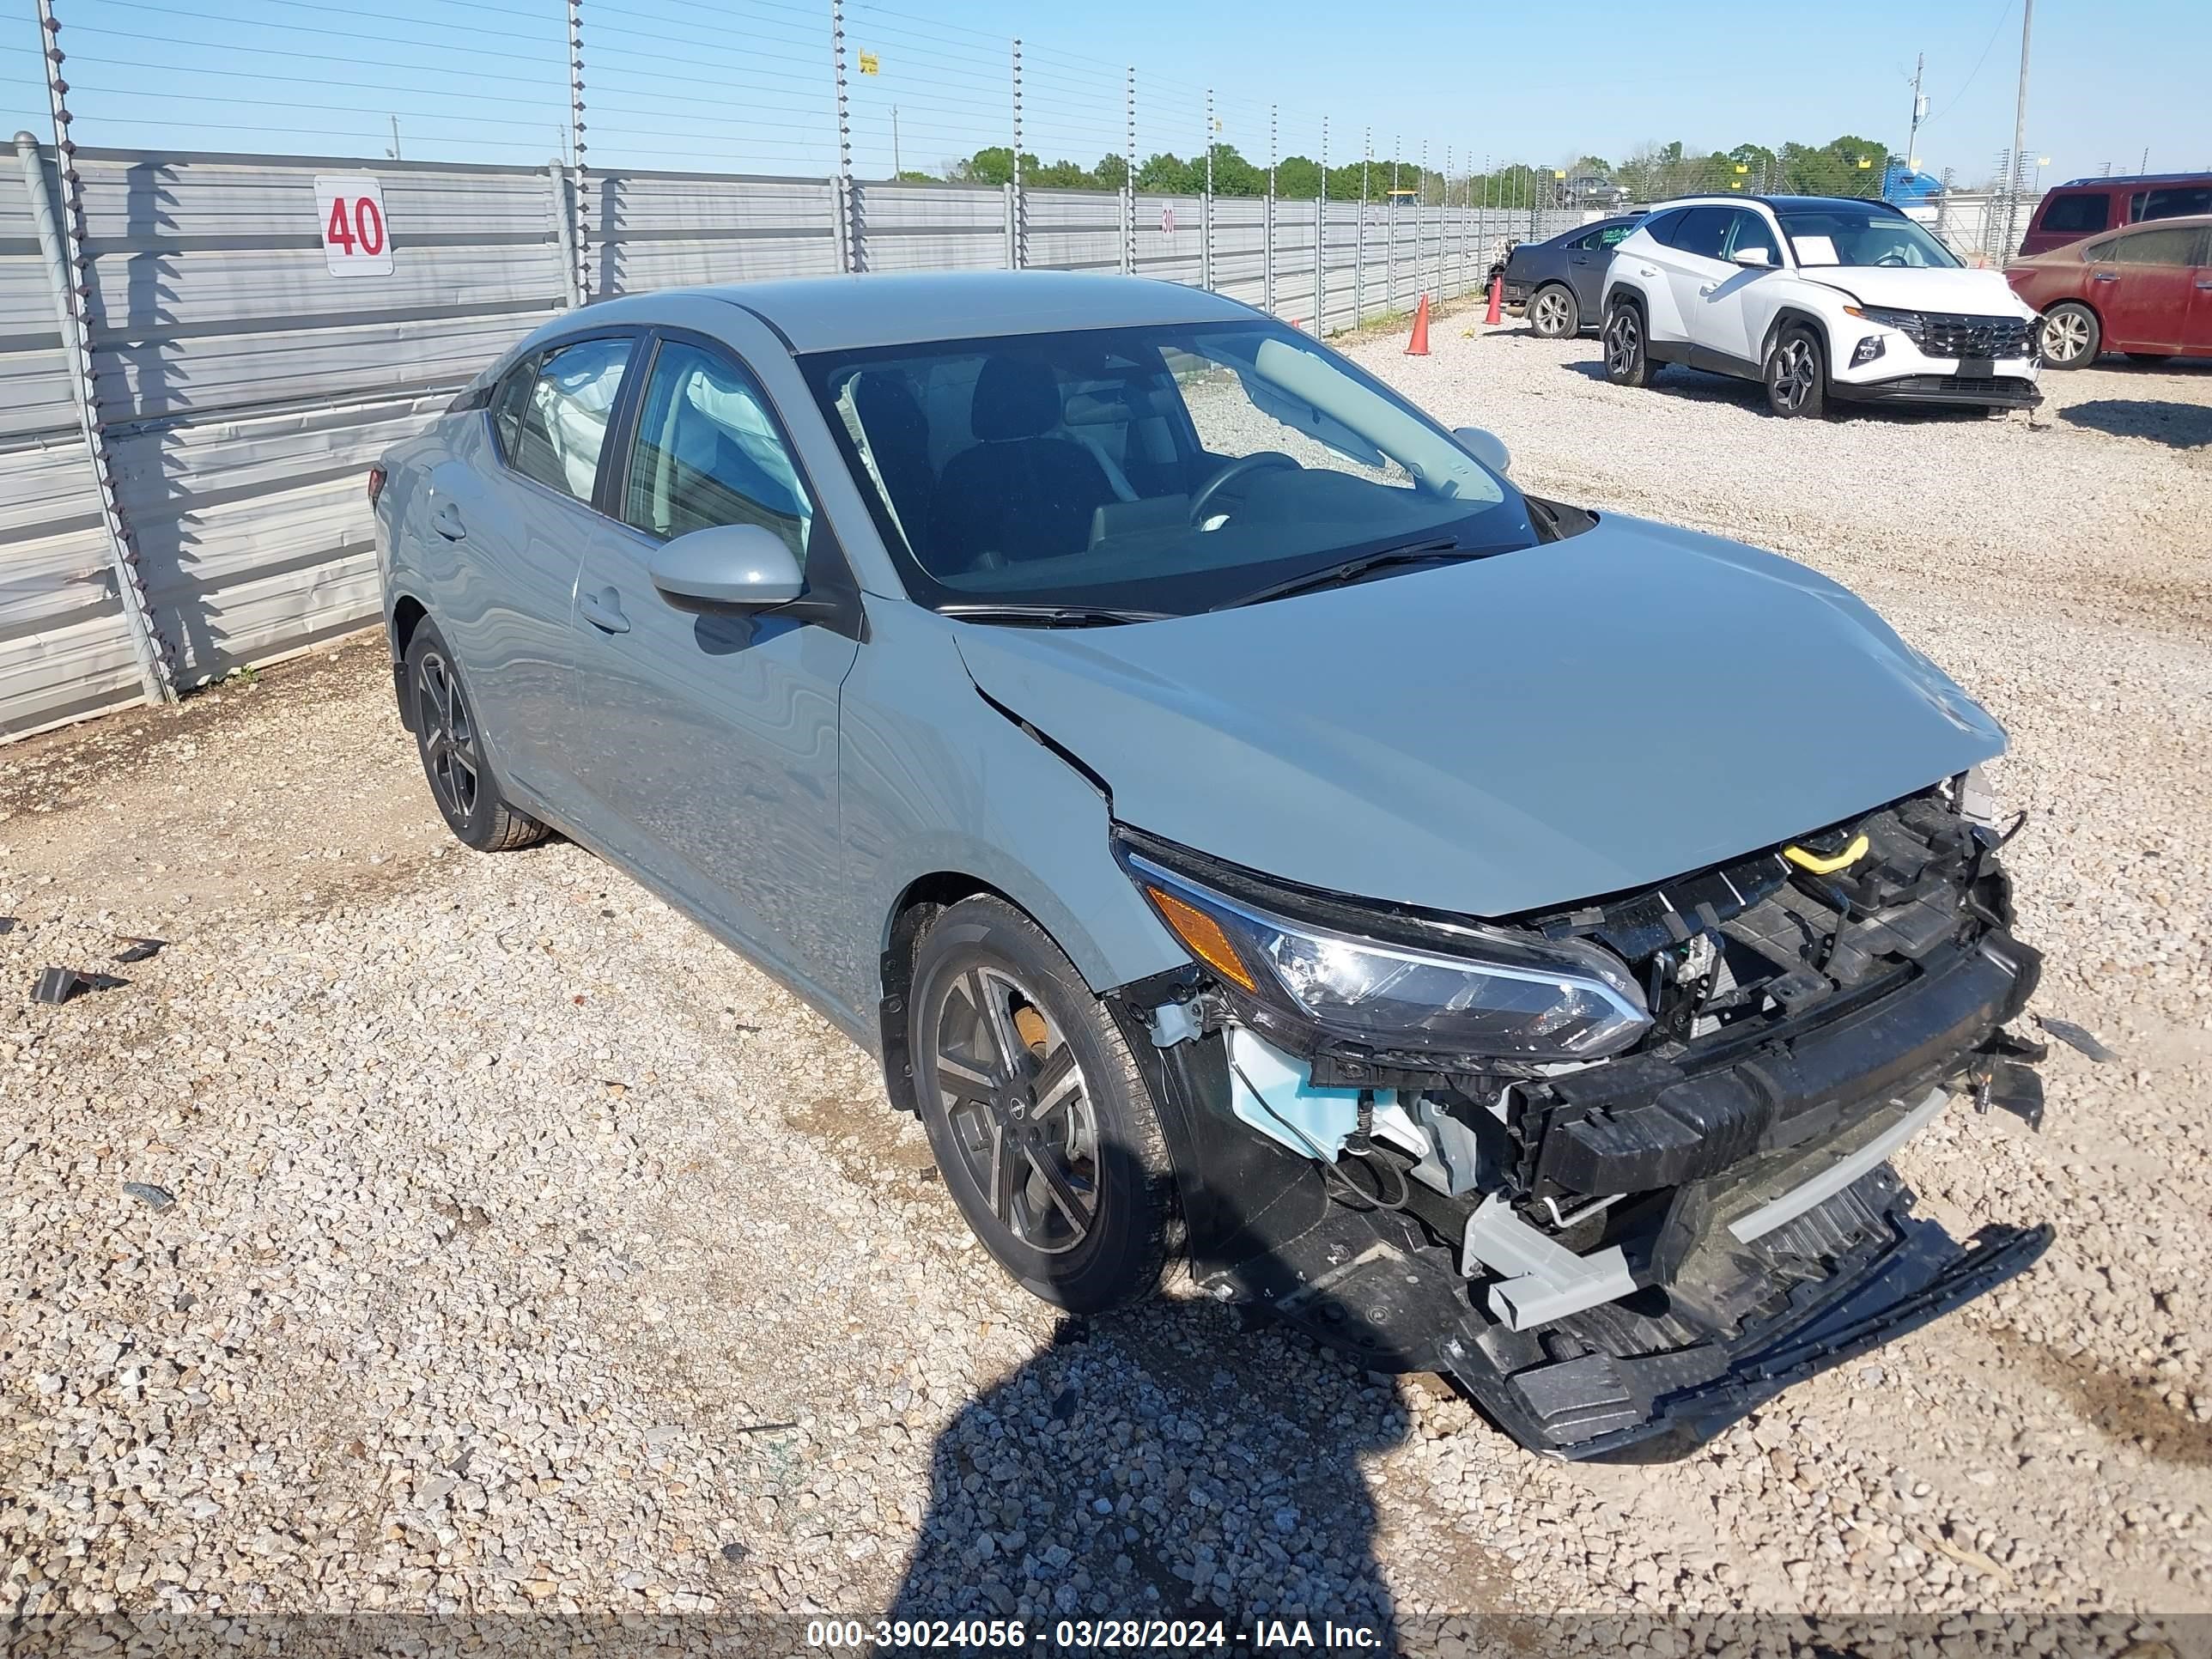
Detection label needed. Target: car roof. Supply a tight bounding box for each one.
[1642,194,1905,216]
[614,270,1261,354]
[2052,171,2212,189]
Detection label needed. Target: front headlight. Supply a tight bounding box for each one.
[1855,304,1929,343]
[1115,837,1650,1063]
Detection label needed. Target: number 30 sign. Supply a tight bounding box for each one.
[313,173,392,276]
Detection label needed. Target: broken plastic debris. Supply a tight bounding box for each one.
[113,936,166,963]
[122,1182,174,1212]
[2036,1015,2118,1064]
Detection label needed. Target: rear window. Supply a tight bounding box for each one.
[2137,185,2212,222]
[2039,192,2110,236]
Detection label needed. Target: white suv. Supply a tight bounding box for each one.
[1599,195,2044,417]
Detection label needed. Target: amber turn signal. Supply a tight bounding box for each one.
[1145,884,1257,993]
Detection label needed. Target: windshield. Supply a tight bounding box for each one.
[799,320,1533,617]
[1778,206,1961,270]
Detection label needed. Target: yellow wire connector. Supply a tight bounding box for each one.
[1783,833,1870,876]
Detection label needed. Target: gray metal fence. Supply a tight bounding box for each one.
[0,137,1577,741]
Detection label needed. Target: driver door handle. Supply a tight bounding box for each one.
[1698,283,1717,296]
[579,586,629,635]
[1638,266,1659,278]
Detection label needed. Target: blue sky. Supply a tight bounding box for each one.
[3,0,2203,189]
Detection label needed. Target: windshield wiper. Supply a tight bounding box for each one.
[1206,538,1485,612]
[939,603,1171,628]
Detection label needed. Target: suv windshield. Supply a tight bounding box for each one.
[799,320,1534,617]
[1777,205,1961,270]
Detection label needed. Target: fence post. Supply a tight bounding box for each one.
[831,0,857,273]
[1314,116,1326,333]
[1200,88,1212,292]
[1121,66,1134,276]
[1262,105,1275,313]
[549,161,581,307]
[566,0,589,300]
[1387,134,1397,308]
[21,22,173,706]
[1010,38,1026,269]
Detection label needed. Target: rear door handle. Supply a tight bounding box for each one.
[2197,278,2212,290]
[2092,270,2118,283]
[579,586,629,635]
[432,501,467,541]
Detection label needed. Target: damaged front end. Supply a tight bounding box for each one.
[1107,775,2052,1459]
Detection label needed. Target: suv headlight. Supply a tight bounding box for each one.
[1852,304,1929,344]
[1115,835,1650,1062]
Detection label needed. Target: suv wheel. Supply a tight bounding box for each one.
[907,896,1179,1316]
[404,620,548,852]
[2039,302,2099,368]
[1763,325,1827,418]
[1528,284,1579,338]
[1602,302,1653,387]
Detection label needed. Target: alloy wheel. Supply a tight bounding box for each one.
[1771,337,1817,412]
[416,651,481,823]
[932,966,1098,1255]
[1533,289,1572,335]
[1605,309,1640,376]
[2042,309,2092,364]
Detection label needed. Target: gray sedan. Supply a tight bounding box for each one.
[375,270,2049,1458]
[1502,215,1641,337]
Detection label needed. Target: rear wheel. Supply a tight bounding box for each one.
[2039,301,2100,368]
[1601,301,1653,387]
[404,621,547,852]
[1528,284,1579,338]
[908,896,1177,1315]
[1763,325,1827,418]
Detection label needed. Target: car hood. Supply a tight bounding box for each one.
[951,514,2005,919]
[1800,264,2033,318]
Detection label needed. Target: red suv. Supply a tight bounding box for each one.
[2020,173,2212,257]
[2006,216,2212,367]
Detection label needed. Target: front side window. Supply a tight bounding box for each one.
[2113,228,2199,267]
[497,337,632,504]
[802,320,1530,617]
[1722,209,1782,264]
[2041,192,2110,235]
[621,339,814,559]
[1777,205,1960,269]
[2139,186,2212,222]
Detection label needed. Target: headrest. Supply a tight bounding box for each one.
[854,369,926,445]
[970,354,1062,442]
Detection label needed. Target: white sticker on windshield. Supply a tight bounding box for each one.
[1791,234,1840,266]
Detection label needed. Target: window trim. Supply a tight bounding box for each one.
[484,325,647,514]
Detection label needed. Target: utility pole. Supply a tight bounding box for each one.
[890,106,900,177]
[2006,0,2033,251]
[1905,52,1925,174]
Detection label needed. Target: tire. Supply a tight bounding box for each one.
[2125,352,2170,365]
[1528,283,1579,338]
[1763,324,1828,418]
[1601,300,1654,387]
[907,895,1178,1316]
[404,620,547,852]
[2039,301,2100,368]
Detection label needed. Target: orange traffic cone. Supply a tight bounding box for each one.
[1484,272,1504,325]
[1405,294,1431,356]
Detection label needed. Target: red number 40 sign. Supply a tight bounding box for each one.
[313,173,392,276]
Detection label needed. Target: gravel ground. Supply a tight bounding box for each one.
[3,317,2209,1646]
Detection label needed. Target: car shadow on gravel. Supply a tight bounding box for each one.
[1554,359,2025,426]
[2058,399,2212,449]
[878,1292,1418,1648]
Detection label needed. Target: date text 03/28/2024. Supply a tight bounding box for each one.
[803,1617,1384,1649]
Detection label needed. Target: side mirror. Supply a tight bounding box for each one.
[1453,425,1511,475]
[1731,246,1773,268]
[648,522,805,610]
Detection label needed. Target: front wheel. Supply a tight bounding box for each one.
[2039,301,2100,368]
[1764,325,1828,418]
[1601,301,1654,387]
[1528,284,1579,338]
[908,896,1179,1315]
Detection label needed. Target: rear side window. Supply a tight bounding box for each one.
[496,337,633,504]
[2114,228,2199,267]
[1592,223,1636,250]
[621,339,814,557]
[2138,185,2212,222]
[2040,192,2110,235]
[1670,206,1735,260]
[2082,237,2118,262]
[1640,208,1689,247]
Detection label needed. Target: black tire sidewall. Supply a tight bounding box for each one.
[1765,325,1826,417]
[404,622,501,848]
[908,898,1171,1315]
[1604,302,1647,386]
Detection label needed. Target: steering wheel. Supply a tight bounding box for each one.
[1876,252,1909,266]
[1189,451,1300,526]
